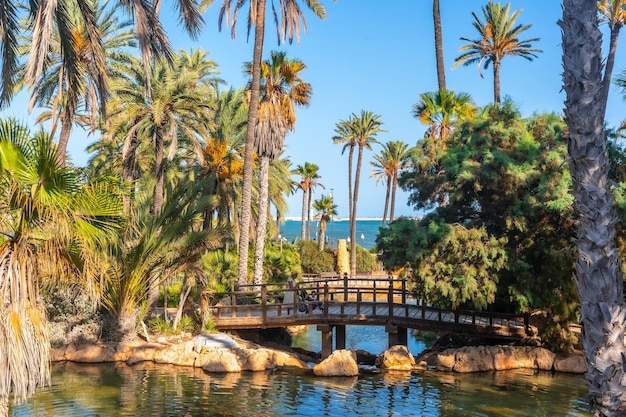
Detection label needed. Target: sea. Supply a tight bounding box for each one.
[279,218,388,250]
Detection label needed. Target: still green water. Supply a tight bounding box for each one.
[11,362,589,416]
[10,325,591,416]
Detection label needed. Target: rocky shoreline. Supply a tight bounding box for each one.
[50,331,586,376]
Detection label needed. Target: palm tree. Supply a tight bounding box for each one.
[313,194,337,251]
[204,0,328,289]
[246,51,312,286]
[333,110,384,277]
[24,0,136,166]
[108,52,214,215]
[370,141,412,226]
[598,0,626,119]
[294,162,323,240]
[453,1,542,105]
[100,181,227,342]
[412,90,476,152]
[433,0,446,91]
[0,119,122,415]
[560,0,626,414]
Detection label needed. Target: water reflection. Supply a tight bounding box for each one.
[11,362,590,417]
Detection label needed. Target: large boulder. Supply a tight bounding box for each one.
[553,354,585,373]
[201,349,242,373]
[375,345,416,371]
[313,350,359,377]
[436,346,556,373]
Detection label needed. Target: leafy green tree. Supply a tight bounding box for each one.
[313,194,337,251]
[333,110,385,277]
[453,1,542,105]
[561,0,626,412]
[388,106,581,345]
[0,119,122,414]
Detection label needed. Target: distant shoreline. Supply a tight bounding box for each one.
[284,217,383,222]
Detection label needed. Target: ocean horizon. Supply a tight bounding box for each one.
[279,218,390,250]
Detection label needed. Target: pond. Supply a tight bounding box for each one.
[10,326,592,416]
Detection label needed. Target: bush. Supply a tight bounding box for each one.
[298,240,335,274]
[148,316,172,335]
[44,287,101,348]
[355,245,377,273]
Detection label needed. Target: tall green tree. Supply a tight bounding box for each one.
[204,0,328,289]
[453,1,542,105]
[313,194,337,251]
[0,119,122,415]
[370,140,412,226]
[24,0,136,166]
[560,0,626,414]
[333,110,384,277]
[246,50,311,286]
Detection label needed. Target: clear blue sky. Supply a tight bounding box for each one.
[4,1,626,219]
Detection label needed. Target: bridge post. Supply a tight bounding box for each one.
[335,325,346,350]
[388,279,394,317]
[343,272,348,302]
[385,325,408,347]
[317,325,333,359]
[261,285,267,328]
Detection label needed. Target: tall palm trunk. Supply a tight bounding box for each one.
[237,0,266,289]
[56,106,74,166]
[433,0,446,91]
[560,1,626,415]
[154,128,165,215]
[319,218,327,251]
[600,24,622,119]
[253,157,270,287]
[122,130,138,212]
[307,187,313,240]
[493,60,501,105]
[347,146,354,241]
[389,173,397,223]
[350,145,364,278]
[300,186,307,239]
[381,175,391,227]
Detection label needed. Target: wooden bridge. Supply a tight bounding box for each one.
[210,276,530,358]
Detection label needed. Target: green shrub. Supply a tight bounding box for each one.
[177,316,195,333]
[355,245,377,273]
[298,240,335,274]
[149,317,172,335]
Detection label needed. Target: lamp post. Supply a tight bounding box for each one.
[361,233,365,248]
[278,234,283,254]
[346,236,351,248]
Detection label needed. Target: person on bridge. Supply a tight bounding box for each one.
[283,271,297,314]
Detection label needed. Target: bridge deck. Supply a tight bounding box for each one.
[211,278,529,340]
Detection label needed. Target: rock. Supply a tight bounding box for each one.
[355,349,377,366]
[313,350,359,376]
[236,348,272,371]
[553,354,585,373]
[65,343,126,363]
[270,350,309,368]
[201,349,242,373]
[435,346,556,373]
[375,345,416,371]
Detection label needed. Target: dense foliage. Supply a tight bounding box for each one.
[380,103,583,347]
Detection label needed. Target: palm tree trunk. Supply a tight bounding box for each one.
[433,0,446,91]
[600,25,621,119]
[237,0,266,289]
[154,128,165,216]
[253,157,270,288]
[307,187,313,240]
[347,146,354,240]
[390,174,397,223]
[301,187,307,240]
[55,110,73,167]
[0,395,7,417]
[350,146,364,278]
[493,60,501,105]
[381,176,391,227]
[561,1,626,414]
[173,282,193,331]
[319,218,327,251]
[122,130,138,211]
